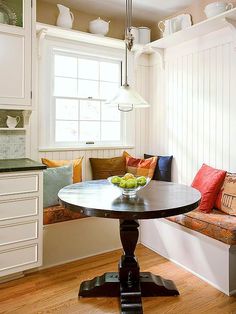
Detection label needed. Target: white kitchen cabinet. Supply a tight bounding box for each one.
[0,168,44,279]
[0,1,33,108]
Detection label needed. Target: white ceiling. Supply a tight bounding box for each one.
[44,0,194,22]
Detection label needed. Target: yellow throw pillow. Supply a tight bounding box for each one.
[41,157,83,183]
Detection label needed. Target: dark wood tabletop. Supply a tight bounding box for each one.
[58,180,201,220]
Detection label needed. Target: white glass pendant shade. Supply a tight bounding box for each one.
[106,0,150,112]
[106,84,149,111]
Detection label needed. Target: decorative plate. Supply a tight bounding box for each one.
[0,1,17,26]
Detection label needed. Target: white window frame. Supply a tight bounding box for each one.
[39,38,135,150]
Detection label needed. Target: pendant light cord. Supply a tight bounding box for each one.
[124,0,133,86]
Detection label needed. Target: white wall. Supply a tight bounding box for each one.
[149,27,236,185]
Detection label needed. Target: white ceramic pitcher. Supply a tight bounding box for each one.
[6,115,20,129]
[158,18,180,37]
[56,4,74,29]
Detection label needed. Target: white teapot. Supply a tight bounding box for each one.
[6,115,20,129]
[56,4,74,29]
[89,17,110,36]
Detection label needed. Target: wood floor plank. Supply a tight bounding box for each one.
[0,245,235,314]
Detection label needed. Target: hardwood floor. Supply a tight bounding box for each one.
[0,244,235,314]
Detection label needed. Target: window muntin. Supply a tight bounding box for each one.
[52,51,122,145]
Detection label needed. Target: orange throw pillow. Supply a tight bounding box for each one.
[191,164,226,213]
[41,157,83,183]
[126,156,158,178]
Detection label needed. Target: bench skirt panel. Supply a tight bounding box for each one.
[140,218,236,296]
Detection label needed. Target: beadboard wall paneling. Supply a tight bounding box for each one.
[134,55,151,157]
[149,29,235,185]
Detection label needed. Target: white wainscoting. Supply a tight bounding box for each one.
[149,27,236,184]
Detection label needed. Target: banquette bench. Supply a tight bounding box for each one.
[141,207,236,296]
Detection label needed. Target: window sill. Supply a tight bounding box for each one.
[38,145,135,152]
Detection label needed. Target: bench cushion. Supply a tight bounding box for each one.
[44,204,86,225]
[167,209,236,245]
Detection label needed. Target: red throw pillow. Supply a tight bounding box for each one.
[191,164,226,213]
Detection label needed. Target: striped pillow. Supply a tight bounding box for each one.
[126,156,158,178]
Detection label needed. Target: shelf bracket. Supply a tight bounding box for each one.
[148,47,165,69]
[134,45,164,70]
[225,17,236,30]
[37,28,47,59]
[224,18,236,49]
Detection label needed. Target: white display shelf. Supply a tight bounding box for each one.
[0,128,26,131]
[36,23,145,52]
[149,8,236,49]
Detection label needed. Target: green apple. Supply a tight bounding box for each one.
[137,176,147,186]
[111,176,121,185]
[119,179,127,188]
[126,178,138,189]
[123,173,135,181]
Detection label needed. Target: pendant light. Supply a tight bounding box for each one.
[106,0,150,112]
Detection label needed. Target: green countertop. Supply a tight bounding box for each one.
[0,158,47,173]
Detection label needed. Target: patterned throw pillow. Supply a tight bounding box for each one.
[41,157,83,183]
[191,164,226,213]
[221,173,236,216]
[126,156,158,178]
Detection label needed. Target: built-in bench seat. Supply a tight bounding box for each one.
[167,209,236,245]
[43,205,86,225]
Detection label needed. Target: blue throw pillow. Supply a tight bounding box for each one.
[43,165,73,208]
[144,154,173,182]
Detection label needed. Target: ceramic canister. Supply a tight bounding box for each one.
[138,27,151,44]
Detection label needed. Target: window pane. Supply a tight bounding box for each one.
[80,122,100,141]
[101,122,120,141]
[101,103,120,121]
[78,59,99,80]
[78,80,99,98]
[100,82,119,100]
[55,55,77,78]
[56,99,78,120]
[80,100,100,120]
[54,77,77,97]
[55,121,78,142]
[100,62,120,82]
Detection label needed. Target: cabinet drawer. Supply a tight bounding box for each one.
[0,221,38,246]
[0,244,38,272]
[0,174,38,196]
[0,197,38,221]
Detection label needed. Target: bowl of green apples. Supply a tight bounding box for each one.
[108,173,151,198]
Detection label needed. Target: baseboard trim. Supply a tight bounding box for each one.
[0,272,24,284]
[41,245,123,270]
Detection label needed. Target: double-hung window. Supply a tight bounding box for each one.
[51,50,122,146]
